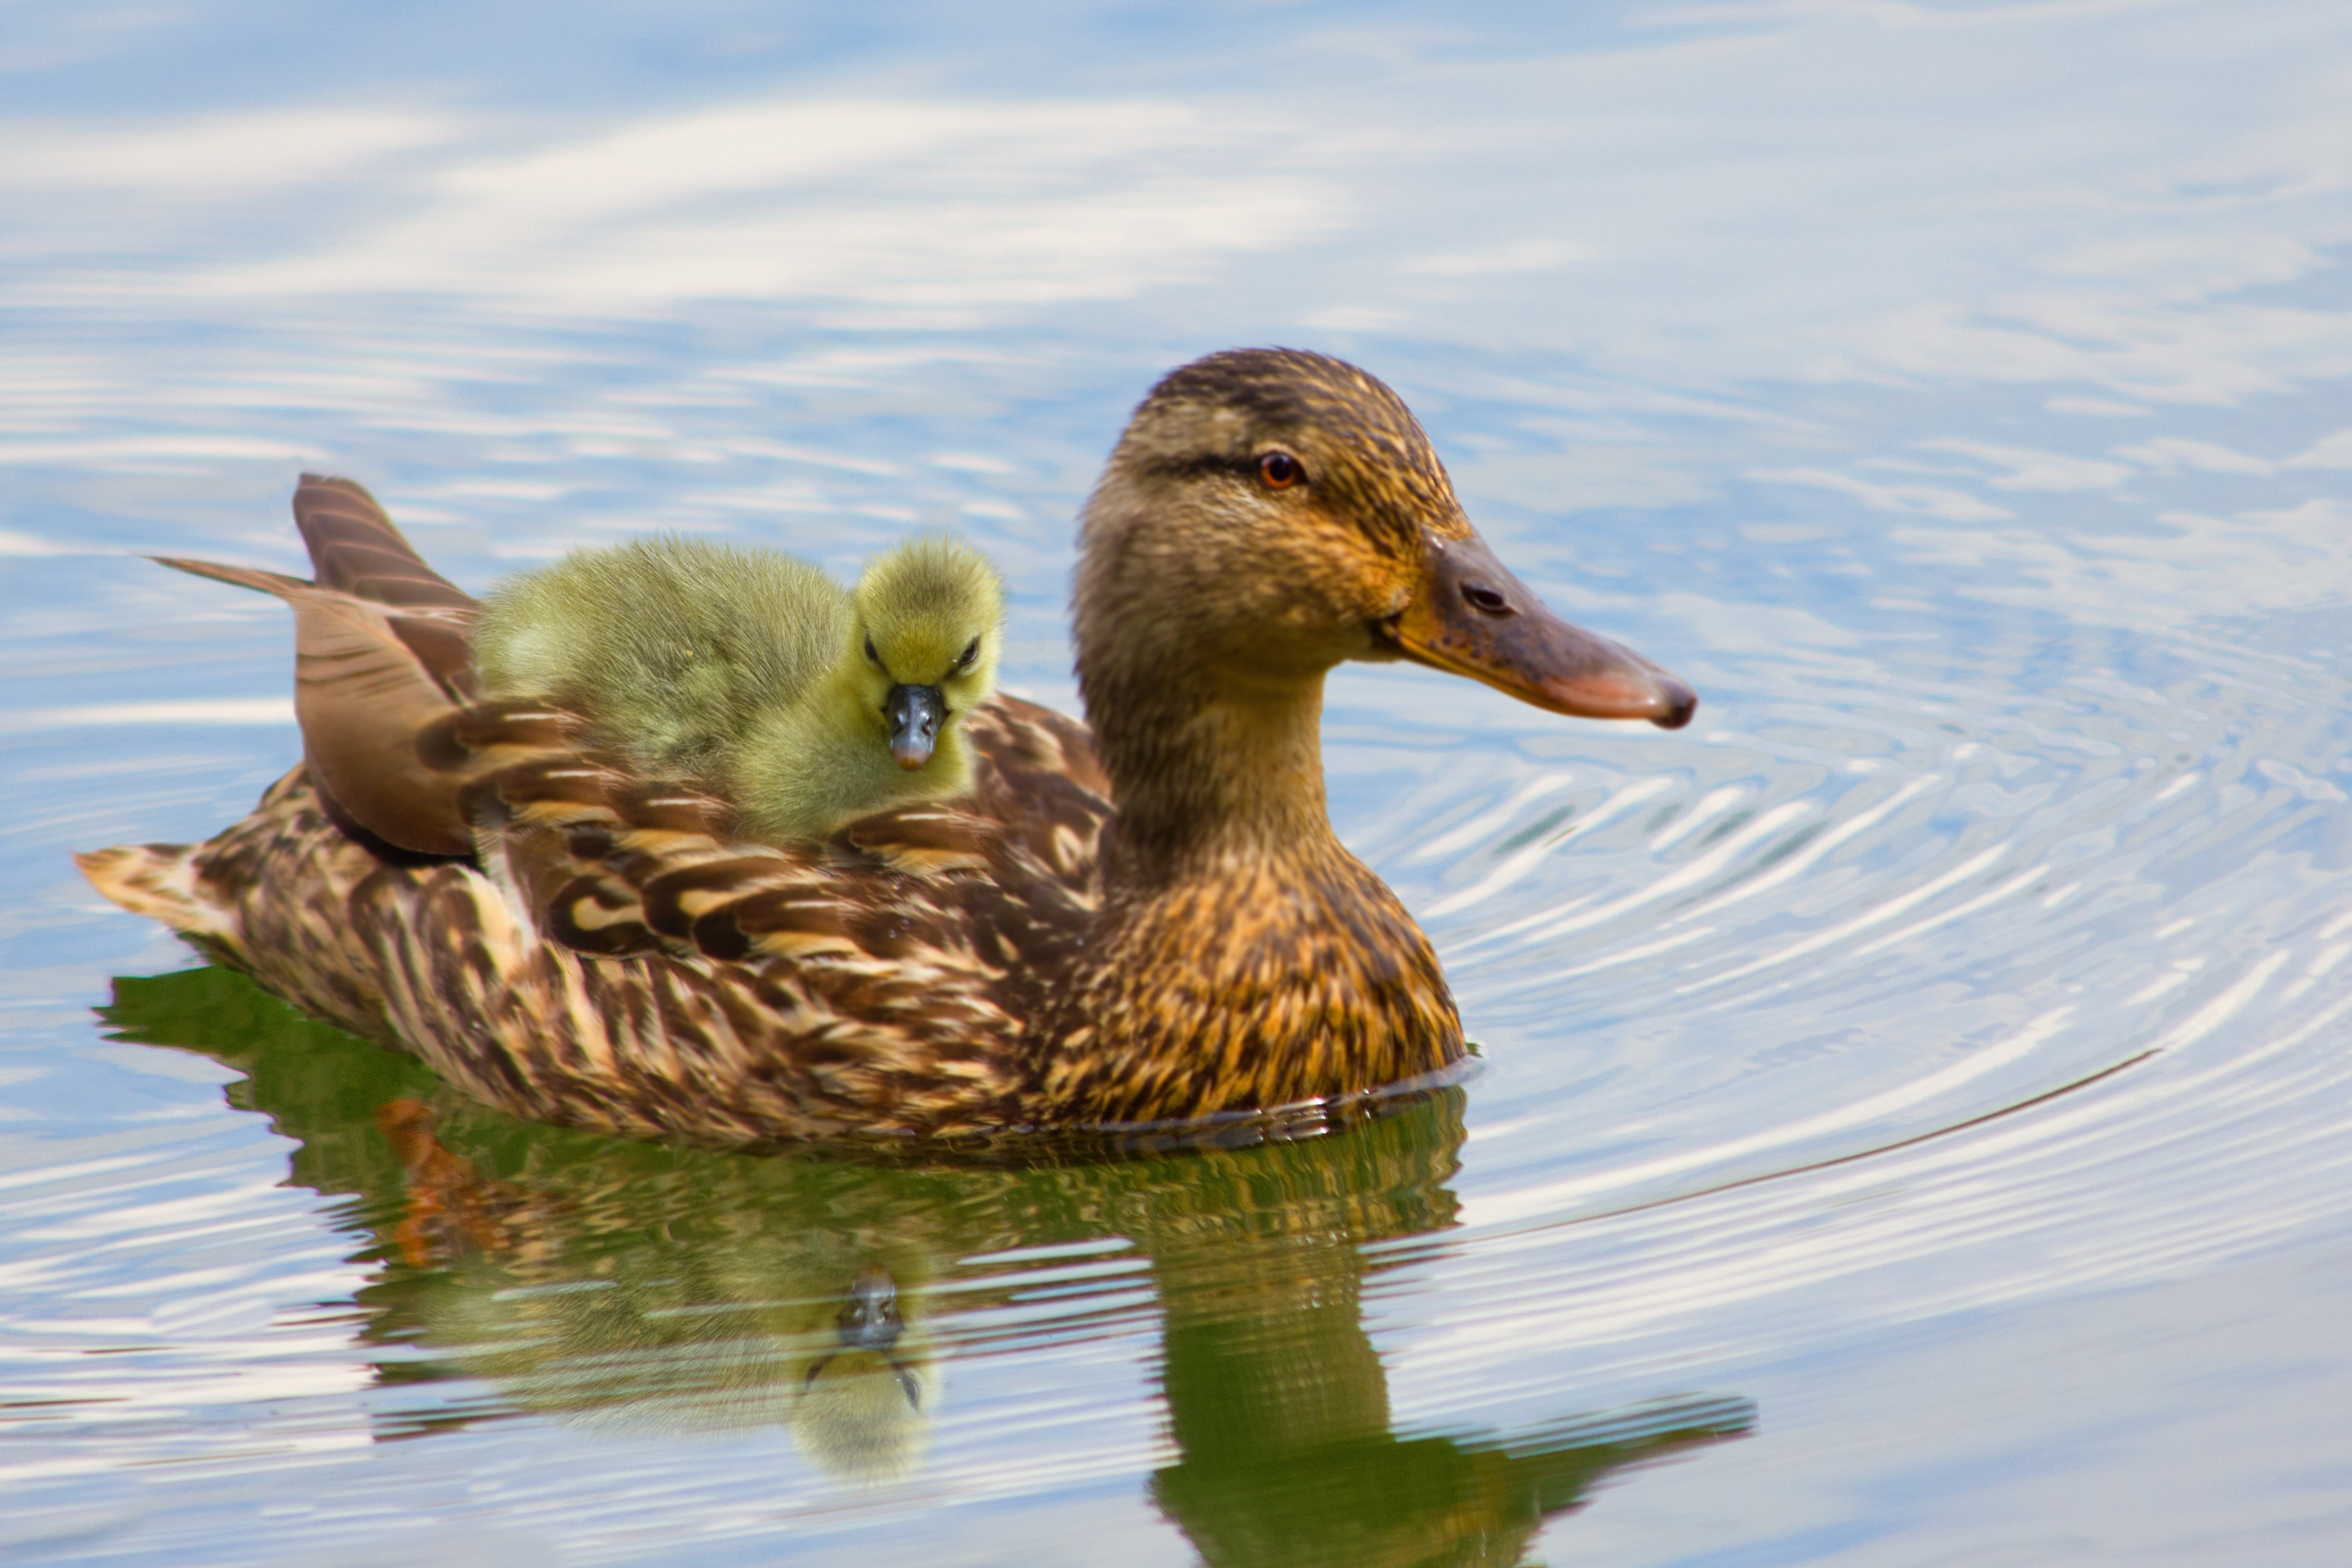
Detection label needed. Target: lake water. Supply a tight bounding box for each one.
[5,2,2352,1562]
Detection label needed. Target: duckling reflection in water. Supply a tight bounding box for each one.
[369,1099,941,1485]
[471,533,1003,841]
[790,1263,942,1488]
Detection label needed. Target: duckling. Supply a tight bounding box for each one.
[471,536,850,784]
[470,534,1004,841]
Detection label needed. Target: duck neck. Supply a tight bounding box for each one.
[1087,657,1341,884]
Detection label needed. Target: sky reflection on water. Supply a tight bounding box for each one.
[3,1,2351,1564]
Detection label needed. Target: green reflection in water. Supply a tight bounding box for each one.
[103,965,1754,1564]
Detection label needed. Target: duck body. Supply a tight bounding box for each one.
[79,350,1694,1144]
[471,534,1004,843]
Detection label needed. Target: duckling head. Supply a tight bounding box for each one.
[848,536,1006,770]
[1077,348,1695,751]
[787,1265,941,1488]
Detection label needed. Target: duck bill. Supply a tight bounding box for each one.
[1382,531,1697,729]
[885,683,946,768]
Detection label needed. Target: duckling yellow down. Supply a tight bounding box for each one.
[471,535,1003,841]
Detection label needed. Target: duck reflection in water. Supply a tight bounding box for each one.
[104,965,1755,1557]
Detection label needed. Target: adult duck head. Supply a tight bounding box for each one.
[1041,348,1695,1123]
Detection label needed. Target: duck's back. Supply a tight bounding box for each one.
[473,537,849,778]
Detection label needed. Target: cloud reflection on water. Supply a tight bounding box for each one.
[1,3,2345,401]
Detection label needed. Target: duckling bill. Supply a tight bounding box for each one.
[885,682,943,767]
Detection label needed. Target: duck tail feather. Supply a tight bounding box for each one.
[292,473,477,611]
[150,556,314,599]
[74,843,240,948]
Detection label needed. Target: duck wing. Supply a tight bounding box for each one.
[302,690,1108,1138]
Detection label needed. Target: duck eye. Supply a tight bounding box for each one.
[954,637,979,672]
[1257,451,1303,490]
[864,636,880,666]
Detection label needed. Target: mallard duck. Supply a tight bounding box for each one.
[469,534,1004,840]
[77,348,1694,1144]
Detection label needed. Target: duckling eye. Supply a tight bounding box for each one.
[864,636,880,666]
[1257,451,1303,490]
[953,637,980,672]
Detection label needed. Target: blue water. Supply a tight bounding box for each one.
[4,1,2352,1561]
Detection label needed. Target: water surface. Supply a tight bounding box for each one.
[4,2,2351,1562]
